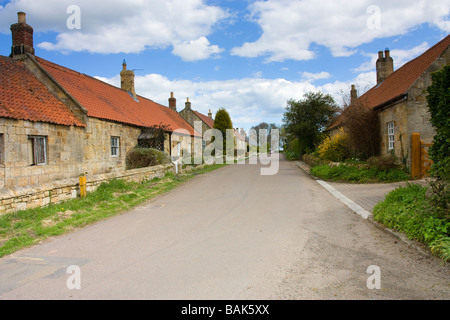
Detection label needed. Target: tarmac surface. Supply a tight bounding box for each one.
[0,155,448,300]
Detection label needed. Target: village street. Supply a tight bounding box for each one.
[0,155,449,300]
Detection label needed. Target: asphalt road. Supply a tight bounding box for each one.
[0,155,449,299]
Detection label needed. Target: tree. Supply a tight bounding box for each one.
[213,108,233,154]
[341,97,380,160]
[283,91,339,156]
[427,64,450,181]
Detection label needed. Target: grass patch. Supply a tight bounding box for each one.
[310,163,410,183]
[0,163,227,258]
[373,184,450,262]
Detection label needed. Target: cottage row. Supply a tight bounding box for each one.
[0,12,246,190]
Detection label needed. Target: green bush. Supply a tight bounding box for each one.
[302,153,328,167]
[427,65,450,181]
[310,163,410,183]
[367,154,399,171]
[286,138,301,160]
[126,148,171,170]
[373,184,450,262]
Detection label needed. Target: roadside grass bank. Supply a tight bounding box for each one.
[300,153,411,184]
[310,163,411,183]
[0,163,227,258]
[373,183,450,262]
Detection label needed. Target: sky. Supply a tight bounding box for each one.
[0,0,449,132]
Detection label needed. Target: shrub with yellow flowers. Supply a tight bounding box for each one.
[317,128,351,162]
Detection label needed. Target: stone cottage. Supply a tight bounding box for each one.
[178,98,215,150]
[0,12,201,190]
[329,34,450,169]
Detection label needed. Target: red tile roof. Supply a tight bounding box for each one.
[193,110,215,129]
[234,129,246,141]
[0,56,85,127]
[36,57,200,137]
[361,34,450,110]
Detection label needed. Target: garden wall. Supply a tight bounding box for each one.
[0,163,176,215]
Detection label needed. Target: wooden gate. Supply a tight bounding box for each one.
[411,133,433,179]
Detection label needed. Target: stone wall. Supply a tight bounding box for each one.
[0,163,175,215]
[379,100,409,162]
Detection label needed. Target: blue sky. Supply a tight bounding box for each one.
[0,0,449,131]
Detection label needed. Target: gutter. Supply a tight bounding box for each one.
[373,93,408,112]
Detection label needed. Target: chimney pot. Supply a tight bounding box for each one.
[10,11,34,56]
[18,12,26,24]
[169,92,177,111]
[376,48,394,84]
[120,61,137,100]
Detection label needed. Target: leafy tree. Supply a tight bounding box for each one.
[427,64,450,181]
[251,122,279,151]
[213,108,233,154]
[283,91,340,156]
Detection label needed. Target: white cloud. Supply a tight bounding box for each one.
[231,0,450,62]
[0,0,228,57]
[96,71,376,130]
[300,71,331,82]
[353,42,430,73]
[172,36,223,61]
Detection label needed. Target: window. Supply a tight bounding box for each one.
[29,136,47,165]
[111,137,120,157]
[388,122,395,150]
[177,142,181,157]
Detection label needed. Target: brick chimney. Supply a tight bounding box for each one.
[376,48,394,84]
[168,92,177,111]
[208,109,213,119]
[350,84,357,104]
[10,12,35,57]
[185,97,191,111]
[120,59,137,100]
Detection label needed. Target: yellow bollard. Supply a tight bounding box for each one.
[79,176,87,198]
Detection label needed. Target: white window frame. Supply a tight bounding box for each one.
[388,122,395,151]
[177,142,181,157]
[29,136,47,165]
[111,136,120,157]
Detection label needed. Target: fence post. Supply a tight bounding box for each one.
[411,133,421,179]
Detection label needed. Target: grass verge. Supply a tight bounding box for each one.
[0,163,227,258]
[373,184,450,262]
[310,163,411,183]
